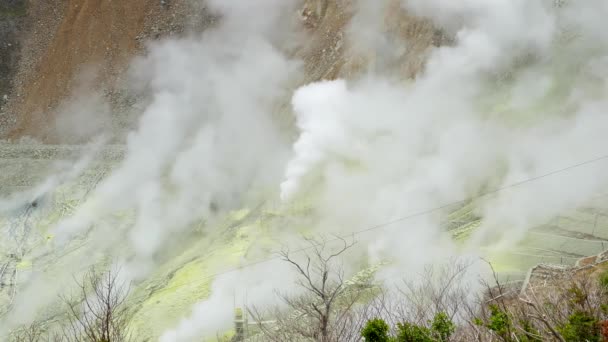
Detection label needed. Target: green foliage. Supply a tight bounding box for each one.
[516,318,543,342]
[473,317,484,326]
[396,322,433,342]
[558,310,600,342]
[363,312,455,342]
[430,312,455,342]
[476,305,526,342]
[567,285,588,308]
[476,308,543,342]
[599,270,608,290]
[486,305,512,339]
[362,318,392,342]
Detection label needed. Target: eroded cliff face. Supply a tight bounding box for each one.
[0,3,444,338]
[1,0,441,142]
[2,2,608,340]
[298,0,442,81]
[0,0,27,133]
[1,0,211,142]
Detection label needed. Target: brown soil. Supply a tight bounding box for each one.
[4,0,440,142]
[5,0,190,141]
[299,0,439,82]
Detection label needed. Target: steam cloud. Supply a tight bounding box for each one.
[0,0,300,333]
[2,0,608,340]
[165,0,608,339]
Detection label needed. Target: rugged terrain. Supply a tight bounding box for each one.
[0,0,440,141]
[1,0,607,341]
[0,0,211,140]
[0,1,445,339]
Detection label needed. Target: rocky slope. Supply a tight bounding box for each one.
[0,0,211,141]
[0,0,26,129]
[2,1,606,340]
[0,0,439,141]
[0,1,444,339]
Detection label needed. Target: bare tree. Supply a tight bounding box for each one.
[469,262,608,342]
[9,321,51,342]
[515,266,608,342]
[248,238,608,342]
[250,236,370,342]
[395,259,476,324]
[60,268,132,342]
[7,268,131,342]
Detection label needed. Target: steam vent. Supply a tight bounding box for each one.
[2,0,608,341]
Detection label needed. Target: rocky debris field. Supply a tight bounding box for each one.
[0,0,27,136]
[0,0,216,142]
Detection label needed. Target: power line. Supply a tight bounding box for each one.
[354,153,608,236]
[3,152,608,337]
[128,152,608,299]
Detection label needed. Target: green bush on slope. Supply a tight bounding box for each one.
[361,318,392,342]
[361,312,455,342]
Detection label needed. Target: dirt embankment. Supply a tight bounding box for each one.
[299,0,441,81]
[2,0,441,142]
[0,0,27,128]
[3,0,198,142]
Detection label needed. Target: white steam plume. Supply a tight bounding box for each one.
[0,0,301,331]
[160,259,296,342]
[166,1,608,339]
[279,0,608,276]
[51,0,300,265]
[51,67,112,144]
[4,0,608,339]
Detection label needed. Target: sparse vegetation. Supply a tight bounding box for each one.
[247,237,608,341]
[599,269,608,290]
[9,235,608,342]
[9,268,131,342]
[250,236,371,342]
[558,310,600,342]
[60,268,132,342]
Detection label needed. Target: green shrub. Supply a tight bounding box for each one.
[558,310,600,342]
[473,317,484,326]
[567,285,588,308]
[486,305,512,340]
[362,318,392,342]
[396,322,433,342]
[364,312,456,342]
[431,312,455,341]
[516,318,543,342]
[599,270,608,290]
